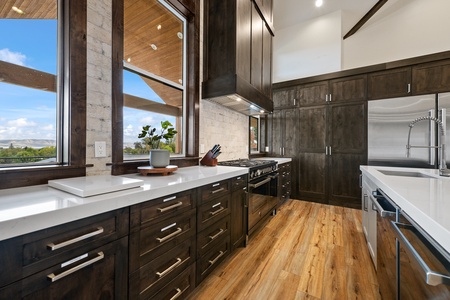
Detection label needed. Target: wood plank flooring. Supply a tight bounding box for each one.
[187,199,381,300]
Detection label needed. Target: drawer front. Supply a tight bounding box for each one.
[197,194,230,231]
[11,237,128,300]
[231,175,247,191]
[130,190,195,229]
[129,237,195,300]
[129,209,196,272]
[150,263,195,300]
[248,196,267,230]
[197,237,230,284]
[199,179,230,204]
[22,208,129,275]
[197,215,230,258]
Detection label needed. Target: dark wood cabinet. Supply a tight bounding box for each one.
[0,209,129,300]
[230,175,248,251]
[269,108,299,198]
[368,67,412,99]
[412,59,450,94]
[329,74,367,103]
[273,87,297,109]
[297,81,329,106]
[202,0,273,112]
[278,162,291,205]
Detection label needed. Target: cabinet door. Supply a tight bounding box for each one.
[368,67,412,99]
[297,81,328,106]
[299,153,327,203]
[412,59,450,94]
[262,22,272,98]
[230,186,247,250]
[251,3,263,92]
[273,88,296,109]
[330,74,367,103]
[328,102,366,208]
[13,237,128,300]
[270,109,283,156]
[299,106,326,152]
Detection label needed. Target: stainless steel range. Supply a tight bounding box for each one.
[218,159,279,238]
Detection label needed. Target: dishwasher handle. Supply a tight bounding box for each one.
[391,221,450,286]
[370,194,396,218]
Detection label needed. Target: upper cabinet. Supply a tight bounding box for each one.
[202,0,274,115]
[368,67,412,100]
[412,59,450,95]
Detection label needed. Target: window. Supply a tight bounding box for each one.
[0,1,87,189]
[122,0,186,160]
[250,116,259,153]
[0,1,60,166]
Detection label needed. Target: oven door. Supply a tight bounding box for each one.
[247,173,278,233]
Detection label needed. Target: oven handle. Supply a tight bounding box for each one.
[269,173,279,179]
[249,177,272,189]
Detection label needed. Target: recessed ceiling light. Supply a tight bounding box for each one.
[250,105,256,109]
[260,110,264,113]
[236,97,242,102]
[177,32,183,39]
[157,24,162,30]
[315,0,323,8]
[12,6,25,14]
[127,57,131,62]
[178,79,182,84]
[150,44,157,50]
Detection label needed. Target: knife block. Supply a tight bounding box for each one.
[200,150,218,166]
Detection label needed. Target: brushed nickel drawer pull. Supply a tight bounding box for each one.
[157,201,183,212]
[212,183,220,187]
[170,288,183,300]
[211,187,225,194]
[47,251,104,282]
[156,227,182,243]
[47,227,104,251]
[209,207,224,216]
[163,195,177,202]
[156,258,182,278]
[209,228,224,240]
[209,251,224,265]
[212,202,221,208]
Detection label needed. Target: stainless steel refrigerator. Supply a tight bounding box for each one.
[368,93,450,168]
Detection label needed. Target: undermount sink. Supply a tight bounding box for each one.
[378,169,437,179]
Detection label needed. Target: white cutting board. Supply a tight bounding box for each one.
[48,175,143,197]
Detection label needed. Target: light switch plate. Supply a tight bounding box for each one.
[95,141,106,157]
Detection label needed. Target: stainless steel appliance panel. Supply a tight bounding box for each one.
[368,95,436,168]
[438,92,450,165]
[393,213,450,299]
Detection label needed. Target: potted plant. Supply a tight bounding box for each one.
[138,120,178,168]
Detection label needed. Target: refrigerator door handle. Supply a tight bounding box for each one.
[428,110,435,166]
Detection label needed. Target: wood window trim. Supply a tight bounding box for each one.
[0,0,87,190]
[111,0,200,175]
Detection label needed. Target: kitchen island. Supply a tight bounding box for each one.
[360,165,450,253]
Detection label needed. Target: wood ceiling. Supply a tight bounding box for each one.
[1,0,183,112]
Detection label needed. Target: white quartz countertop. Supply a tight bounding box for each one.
[254,157,292,164]
[0,165,248,241]
[360,166,450,253]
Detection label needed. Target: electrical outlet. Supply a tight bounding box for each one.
[95,141,106,157]
[200,144,205,154]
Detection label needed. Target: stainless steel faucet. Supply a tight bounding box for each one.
[406,116,450,177]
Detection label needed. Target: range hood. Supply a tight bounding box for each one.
[202,75,274,116]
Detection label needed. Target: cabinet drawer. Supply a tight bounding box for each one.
[129,209,196,272]
[129,237,195,300]
[199,179,230,204]
[2,237,128,300]
[197,194,230,231]
[197,215,230,258]
[130,190,195,229]
[231,175,247,191]
[248,196,268,230]
[150,263,195,300]
[21,208,129,277]
[197,237,230,284]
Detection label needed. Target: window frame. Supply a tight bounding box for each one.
[111,0,199,175]
[0,0,87,190]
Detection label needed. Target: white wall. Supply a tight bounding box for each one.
[273,11,342,82]
[273,0,450,82]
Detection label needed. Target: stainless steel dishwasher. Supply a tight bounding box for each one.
[372,189,399,300]
[392,212,450,299]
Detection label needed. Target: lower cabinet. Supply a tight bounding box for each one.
[230,175,248,250]
[278,162,291,205]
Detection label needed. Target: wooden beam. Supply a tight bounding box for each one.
[343,0,388,40]
[124,93,182,117]
[0,60,56,92]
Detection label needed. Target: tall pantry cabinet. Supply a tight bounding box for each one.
[270,75,367,208]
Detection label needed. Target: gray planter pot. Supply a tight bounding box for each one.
[149,149,170,168]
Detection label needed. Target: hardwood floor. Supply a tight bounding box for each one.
[188,199,381,300]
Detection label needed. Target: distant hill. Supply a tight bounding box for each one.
[0,139,56,149]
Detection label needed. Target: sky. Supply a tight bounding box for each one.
[0,18,178,147]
